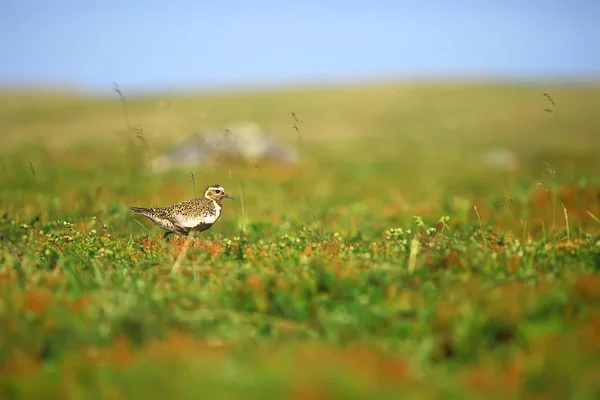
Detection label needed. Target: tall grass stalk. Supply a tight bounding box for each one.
[562,203,570,241]
[473,205,487,245]
[239,180,247,236]
[292,111,312,230]
[0,157,9,180]
[542,92,583,239]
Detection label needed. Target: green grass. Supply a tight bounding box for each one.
[1,81,600,399]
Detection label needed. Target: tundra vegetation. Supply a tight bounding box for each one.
[1,82,599,399]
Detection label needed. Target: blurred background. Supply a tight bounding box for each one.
[1,0,599,233]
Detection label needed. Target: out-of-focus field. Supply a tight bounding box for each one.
[1,81,600,399]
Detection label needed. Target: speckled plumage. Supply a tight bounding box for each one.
[130,184,233,239]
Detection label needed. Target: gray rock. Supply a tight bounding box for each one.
[151,121,299,172]
[480,148,519,171]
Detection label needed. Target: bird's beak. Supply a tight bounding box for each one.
[224,193,234,200]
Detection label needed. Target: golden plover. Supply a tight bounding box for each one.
[130,184,233,240]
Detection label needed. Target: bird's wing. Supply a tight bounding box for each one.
[165,200,197,228]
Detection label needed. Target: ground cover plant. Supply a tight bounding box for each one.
[1,82,600,399]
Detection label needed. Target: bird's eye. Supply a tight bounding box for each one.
[215,190,221,194]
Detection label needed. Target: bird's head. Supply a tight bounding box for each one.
[204,184,234,202]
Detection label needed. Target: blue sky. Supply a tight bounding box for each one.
[1,0,599,93]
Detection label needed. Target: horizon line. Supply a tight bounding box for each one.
[1,73,599,97]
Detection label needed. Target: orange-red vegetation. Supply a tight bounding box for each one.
[284,344,412,386]
[427,249,463,271]
[300,244,313,258]
[385,284,398,299]
[506,254,521,272]
[0,349,41,378]
[246,275,264,293]
[0,267,17,288]
[321,239,343,258]
[63,294,91,314]
[196,240,224,257]
[291,383,329,400]
[140,237,161,252]
[433,303,455,331]
[329,262,352,280]
[572,273,600,303]
[22,288,53,316]
[463,366,493,392]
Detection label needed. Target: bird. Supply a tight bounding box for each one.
[129,184,233,240]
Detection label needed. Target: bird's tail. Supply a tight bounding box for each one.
[129,206,154,217]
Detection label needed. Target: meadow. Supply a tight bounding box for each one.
[0,80,599,399]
